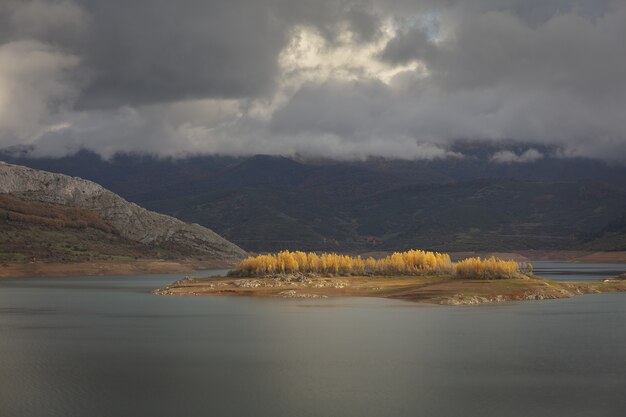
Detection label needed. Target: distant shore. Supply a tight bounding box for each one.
[349,251,626,264]
[447,251,626,263]
[155,274,626,306]
[517,250,626,263]
[0,259,237,279]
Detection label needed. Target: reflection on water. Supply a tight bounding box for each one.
[0,265,625,417]
[531,261,625,281]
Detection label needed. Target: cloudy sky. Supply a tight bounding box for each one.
[0,0,625,161]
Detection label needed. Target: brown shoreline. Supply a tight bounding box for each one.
[0,259,237,279]
[154,274,626,305]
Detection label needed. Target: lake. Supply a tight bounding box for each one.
[532,260,626,281]
[1,263,625,417]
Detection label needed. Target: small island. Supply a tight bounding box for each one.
[155,250,626,305]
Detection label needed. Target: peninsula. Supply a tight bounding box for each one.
[156,250,626,305]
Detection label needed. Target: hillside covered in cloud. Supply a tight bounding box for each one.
[1,0,625,161]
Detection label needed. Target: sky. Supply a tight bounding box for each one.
[0,0,625,161]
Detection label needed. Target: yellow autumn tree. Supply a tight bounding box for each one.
[229,249,454,277]
[365,257,377,272]
[454,257,521,280]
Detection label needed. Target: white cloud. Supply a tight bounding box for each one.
[0,40,81,145]
[491,148,544,163]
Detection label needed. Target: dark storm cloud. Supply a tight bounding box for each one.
[264,0,626,160]
[2,0,379,108]
[345,5,381,42]
[77,0,287,107]
[434,10,625,95]
[378,27,435,65]
[1,0,626,161]
[72,0,383,107]
[270,79,393,138]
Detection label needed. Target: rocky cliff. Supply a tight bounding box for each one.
[0,162,246,261]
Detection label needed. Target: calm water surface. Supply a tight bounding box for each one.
[532,261,625,281]
[1,265,625,417]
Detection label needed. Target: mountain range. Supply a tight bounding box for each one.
[1,145,625,253]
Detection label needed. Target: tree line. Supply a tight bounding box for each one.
[230,249,454,277]
[454,256,522,279]
[231,250,526,279]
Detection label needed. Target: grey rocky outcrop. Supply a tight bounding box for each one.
[0,162,246,260]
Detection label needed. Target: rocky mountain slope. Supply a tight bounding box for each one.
[0,162,246,263]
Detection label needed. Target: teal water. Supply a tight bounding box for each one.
[0,266,625,417]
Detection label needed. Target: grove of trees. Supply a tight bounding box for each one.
[231,250,526,280]
[230,249,454,277]
[454,256,520,279]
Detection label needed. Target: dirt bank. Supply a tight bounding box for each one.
[0,259,236,279]
[154,274,626,305]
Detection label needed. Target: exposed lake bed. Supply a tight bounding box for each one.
[155,274,626,305]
